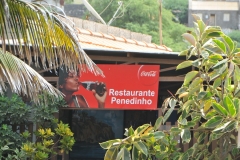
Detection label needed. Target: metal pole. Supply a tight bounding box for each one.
[159,0,163,45]
[107,1,123,26]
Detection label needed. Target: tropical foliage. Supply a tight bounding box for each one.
[88,0,190,51]
[0,0,102,102]
[228,30,240,48]
[162,0,188,24]
[100,111,181,160]
[100,15,240,160]
[0,93,75,160]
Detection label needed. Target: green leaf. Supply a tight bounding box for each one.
[182,100,194,110]
[209,54,223,61]
[152,131,165,140]
[154,117,163,130]
[170,127,182,134]
[134,124,151,135]
[189,77,203,89]
[179,49,189,56]
[132,146,139,160]
[223,96,236,117]
[1,145,9,151]
[197,91,212,100]
[233,57,240,65]
[179,148,194,160]
[213,78,221,89]
[133,141,148,156]
[116,147,131,160]
[232,147,239,156]
[209,70,220,81]
[2,124,7,130]
[205,44,223,54]
[163,107,174,124]
[233,99,240,117]
[197,20,206,35]
[228,61,234,77]
[162,97,170,114]
[156,152,168,159]
[201,50,209,59]
[176,87,188,95]
[218,63,228,75]
[183,71,198,86]
[207,31,222,37]
[205,26,222,33]
[197,132,207,143]
[234,65,240,81]
[104,147,118,160]
[212,39,226,53]
[169,98,178,108]
[209,132,224,141]
[204,116,223,128]
[176,61,193,70]
[212,59,228,69]
[222,121,237,132]
[222,34,234,54]
[182,33,196,46]
[184,121,196,128]
[181,109,188,120]
[188,46,197,58]
[192,14,201,21]
[179,118,188,125]
[124,127,134,136]
[212,102,228,116]
[213,121,232,132]
[128,127,134,136]
[100,139,121,149]
[192,59,201,67]
[181,129,191,143]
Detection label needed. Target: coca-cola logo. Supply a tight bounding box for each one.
[140,71,157,77]
[138,65,159,86]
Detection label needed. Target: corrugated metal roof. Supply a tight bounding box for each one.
[76,28,176,54]
[0,27,177,55]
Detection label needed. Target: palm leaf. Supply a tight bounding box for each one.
[0,0,102,75]
[0,48,62,102]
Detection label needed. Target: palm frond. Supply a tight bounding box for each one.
[0,48,62,102]
[0,0,102,75]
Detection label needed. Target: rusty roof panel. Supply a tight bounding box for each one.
[77,28,174,54]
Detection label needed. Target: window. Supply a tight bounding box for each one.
[223,13,230,21]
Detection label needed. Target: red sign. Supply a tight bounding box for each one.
[59,65,160,109]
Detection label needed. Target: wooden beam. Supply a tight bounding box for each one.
[44,77,58,81]
[160,66,177,72]
[44,76,184,82]
[37,66,58,73]
[160,76,184,82]
[120,62,135,65]
[89,55,183,64]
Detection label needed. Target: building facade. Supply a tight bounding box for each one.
[40,17,187,160]
[188,0,240,32]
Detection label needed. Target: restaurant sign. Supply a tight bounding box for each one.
[59,64,160,110]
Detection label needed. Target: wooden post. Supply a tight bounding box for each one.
[159,0,163,45]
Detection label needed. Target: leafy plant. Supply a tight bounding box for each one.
[100,111,181,160]
[0,93,74,160]
[100,15,240,160]
[22,121,75,160]
[227,30,240,48]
